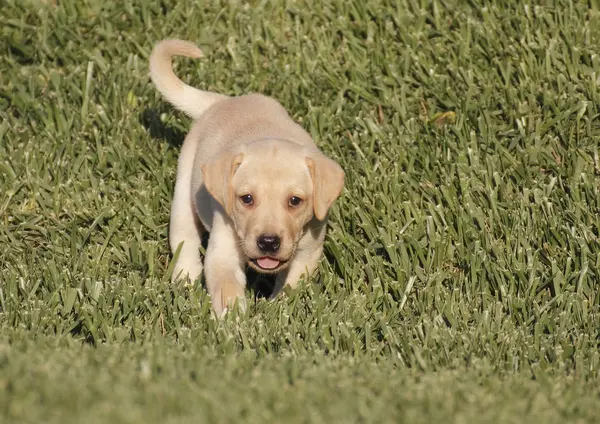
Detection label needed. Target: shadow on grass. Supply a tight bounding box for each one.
[246,268,276,300]
[140,107,186,148]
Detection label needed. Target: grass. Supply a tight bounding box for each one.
[1,0,600,422]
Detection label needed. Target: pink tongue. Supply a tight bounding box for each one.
[257,257,280,269]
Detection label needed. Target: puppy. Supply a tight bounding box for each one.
[149,39,344,316]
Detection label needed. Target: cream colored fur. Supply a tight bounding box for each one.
[149,39,344,316]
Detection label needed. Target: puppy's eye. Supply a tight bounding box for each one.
[288,196,303,207]
[240,194,254,205]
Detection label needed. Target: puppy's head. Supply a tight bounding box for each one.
[202,139,344,273]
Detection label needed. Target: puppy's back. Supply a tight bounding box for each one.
[193,93,317,152]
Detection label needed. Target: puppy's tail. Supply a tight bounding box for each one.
[149,39,226,120]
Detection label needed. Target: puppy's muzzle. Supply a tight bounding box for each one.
[250,234,285,272]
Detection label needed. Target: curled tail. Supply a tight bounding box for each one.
[149,39,226,119]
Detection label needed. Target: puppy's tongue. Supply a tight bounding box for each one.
[257,257,280,269]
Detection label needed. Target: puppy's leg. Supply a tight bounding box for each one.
[169,141,204,283]
[169,206,204,283]
[271,245,323,298]
[204,213,247,316]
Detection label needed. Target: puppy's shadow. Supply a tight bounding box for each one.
[141,107,186,148]
[246,268,276,300]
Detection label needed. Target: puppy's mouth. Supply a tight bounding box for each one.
[248,257,288,273]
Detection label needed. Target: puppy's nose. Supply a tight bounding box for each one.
[257,234,281,253]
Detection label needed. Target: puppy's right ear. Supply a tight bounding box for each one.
[202,152,244,215]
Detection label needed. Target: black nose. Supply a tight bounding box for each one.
[257,234,281,253]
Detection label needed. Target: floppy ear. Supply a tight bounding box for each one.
[202,152,244,215]
[306,153,345,221]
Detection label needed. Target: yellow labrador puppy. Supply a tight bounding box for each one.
[149,39,344,316]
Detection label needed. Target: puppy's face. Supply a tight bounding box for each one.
[202,139,344,273]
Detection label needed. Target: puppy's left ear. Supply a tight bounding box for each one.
[306,153,345,221]
[202,151,244,215]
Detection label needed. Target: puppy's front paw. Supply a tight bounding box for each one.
[171,260,203,286]
[211,281,247,317]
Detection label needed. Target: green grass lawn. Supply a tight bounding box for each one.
[2,0,600,422]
